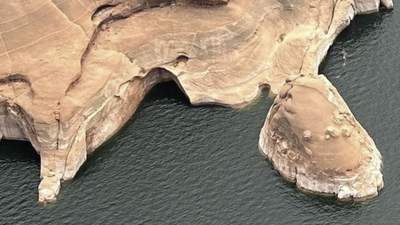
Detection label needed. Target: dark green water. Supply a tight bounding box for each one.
[1,8,400,225]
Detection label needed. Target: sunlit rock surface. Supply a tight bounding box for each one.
[0,0,392,203]
[259,75,383,200]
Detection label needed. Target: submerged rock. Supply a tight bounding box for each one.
[0,0,391,203]
[259,75,383,200]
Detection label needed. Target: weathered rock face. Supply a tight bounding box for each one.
[259,75,383,200]
[0,0,392,203]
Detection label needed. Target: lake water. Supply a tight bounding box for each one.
[1,6,399,225]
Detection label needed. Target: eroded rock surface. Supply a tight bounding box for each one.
[0,0,392,203]
[259,75,383,200]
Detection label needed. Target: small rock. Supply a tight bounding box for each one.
[303,130,312,141]
[341,126,351,137]
[304,147,313,156]
[324,135,331,140]
[282,141,289,150]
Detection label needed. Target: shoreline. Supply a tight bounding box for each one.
[0,0,392,203]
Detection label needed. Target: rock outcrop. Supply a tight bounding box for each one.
[0,0,392,203]
[259,75,383,200]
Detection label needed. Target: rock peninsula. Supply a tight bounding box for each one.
[259,75,384,200]
[0,0,392,203]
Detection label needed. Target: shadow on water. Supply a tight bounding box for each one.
[77,81,271,178]
[75,81,195,178]
[141,81,192,106]
[0,140,39,164]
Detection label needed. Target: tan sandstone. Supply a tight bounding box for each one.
[0,0,392,203]
[259,75,384,200]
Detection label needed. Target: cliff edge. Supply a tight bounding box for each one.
[0,0,392,203]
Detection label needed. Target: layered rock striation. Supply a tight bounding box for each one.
[0,0,392,203]
[259,75,383,200]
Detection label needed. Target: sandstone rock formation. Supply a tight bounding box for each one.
[259,75,383,200]
[0,0,392,203]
